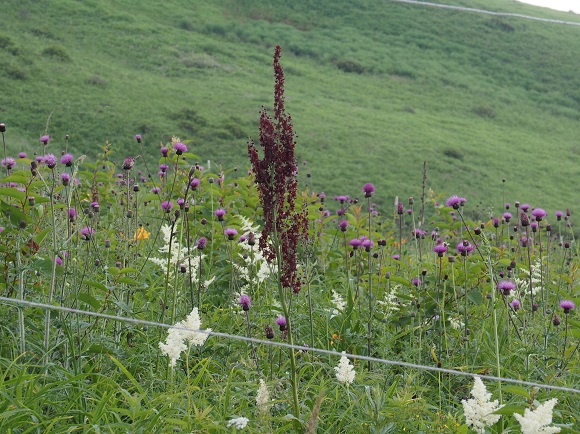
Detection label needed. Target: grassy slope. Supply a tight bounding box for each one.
[1,0,579,213]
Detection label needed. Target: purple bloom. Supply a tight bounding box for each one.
[505,203,510,209]
[503,212,512,222]
[159,164,169,173]
[492,217,500,228]
[40,135,50,145]
[412,277,421,287]
[152,187,160,194]
[215,208,226,221]
[123,157,134,171]
[189,178,200,189]
[225,228,238,240]
[276,316,287,331]
[555,210,564,221]
[44,154,57,169]
[90,201,100,211]
[160,146,168,157]
[349,238,362,249]
[531,208,547,221]
[197,237,207,250]
[61,173,70,185]
[177,198,185,208]
[60,153,73,166]
[161,201,173,212]
[239,294,251,311]
[134,134,142,143]
[18,152,27,159]
[80,226,95,240]
[560,300,575,314]
[520,203,530,212]
[339,219,349,232]
[498,280,516,295]
[510,299,521,310]
[55,256,63,267]
[335,195,349,204]
[456,241,474,256]
[361,238,374,250]
[392,254,400,260]
[1,158,15,170]
[174,142,187,155]
[362,183,375,198]
[68,208,77,221]
[433,243,448,257]
[446,195,464,209]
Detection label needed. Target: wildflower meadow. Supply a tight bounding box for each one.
[0,46,578,433]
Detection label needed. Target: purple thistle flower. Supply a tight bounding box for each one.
[174,142,187,155]
[392,254,400,260]
[276,315,287,331]
[520,212,530,227]
[80,226,95,240]
[503,212,512,222]
[555,210,564,221]
[161,201,173,212]
[349,238,362,249]
[152,187,160,194]
[361,238,374,250]
[134,134,142,143]
[510,299,521,310]
[177,198,185,209]
[1,158,15,170]
[433,243,448,257]
[505,203,510,209]
[560,300,575,314]
[61,173,70,186]
[239,294,251,311]
[339,219,349,232]
[60,153,73,166]
[446,195,463,209]
[55,256,63,267]
[362,183,375,198]
[531,208,547,221]
[498,280,516,296]
[412,277,421,287]
[189,178,200,189]
[520,203,530,212]
[335,195,349,204]
[225,227,238,240]
[40,135,50,145]
[456,241,474,256]
[159,164,169,173]
[44,154,57,169]
[160,146,168,157]
[18,152,27,159]
[215,208,226,221]
[197,237,207,250]
[123,157,134,171]
[492,217,500,228]
[68,208,77,221]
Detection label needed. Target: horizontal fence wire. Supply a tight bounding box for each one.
[1,296,579,394]
[390,0,580,26]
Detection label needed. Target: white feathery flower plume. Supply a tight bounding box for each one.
[227,417,249,429]
[334,351,356,384]
[461,377,503,433]
[330,290,346,317]
[514,398,560,434]
[256,379,270,413]
[159,307,211,367]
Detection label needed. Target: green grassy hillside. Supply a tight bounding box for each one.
[1,0,579,213]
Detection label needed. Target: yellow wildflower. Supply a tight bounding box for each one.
[134,226,150,241]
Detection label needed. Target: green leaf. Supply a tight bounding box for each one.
[493,405,524,416]
[78,293,102,310]
[86,280,108,292]
[0,187,26,201]
[117,276,139,285]
[503,385,530,399]
[467,289,483,305]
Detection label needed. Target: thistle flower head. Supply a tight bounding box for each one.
[18,152,27,158]
[239,294,251,311]
[560,300,575,314]
[433,243,448,257]
[275,315,287,331]
[80,226,94,240]
[510,299,521,310]
[532,208,547,221]
[197,237,207,250]
[498,280,516,295]
[446,195,465,209]
[1,157,15,170]
[40,135,50,145]
[189,178,200,189]
[457,241,474,256]
[225,227,238,240]
[215,208,226,221]
[339,219,349,232]
[122,157,134,171]
[61,153,73,166]
[134,134,142,143]
[161,201,173,212]
[174,142,187,155]
[44,154,57,169]
[362,182,375,198]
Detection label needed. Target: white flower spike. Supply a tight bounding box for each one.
[462,377,503,433]
[514,398,560,434]
[334,351,355,384]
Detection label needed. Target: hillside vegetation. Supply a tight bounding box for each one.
[1,0,580,212]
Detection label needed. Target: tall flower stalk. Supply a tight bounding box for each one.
[248,45,308,428]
